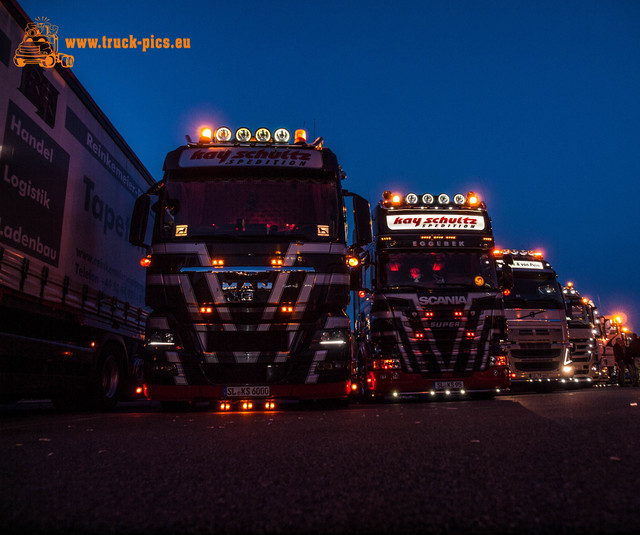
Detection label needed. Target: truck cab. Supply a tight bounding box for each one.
[495,250,572,387]
[352,191,510,399]
[129,127,371,409]
[562,282,602,384]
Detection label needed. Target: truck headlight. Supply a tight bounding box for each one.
[146,330,177,347]
[310,329,350,349]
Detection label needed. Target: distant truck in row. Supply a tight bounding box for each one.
[0,0,154,408]
[562,282,604,384]
[351,190,510,399]
[494,250,572,387]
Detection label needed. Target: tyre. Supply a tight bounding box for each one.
[92,344,124,410]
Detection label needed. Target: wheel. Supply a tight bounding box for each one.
[91,345,124,410]
[41,54,55,68]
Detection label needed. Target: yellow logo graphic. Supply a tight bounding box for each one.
[13,17,74,68]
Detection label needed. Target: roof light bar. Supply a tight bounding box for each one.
[215,127,232,142]
[235,127,252,142]
[255,127,271,142]
[274,128,291,143]
[382,191,483,208]
[406,193,419,205]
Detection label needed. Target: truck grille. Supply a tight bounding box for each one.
[510,348,563,359]
[513,361,559,372]
[206,331,289,352]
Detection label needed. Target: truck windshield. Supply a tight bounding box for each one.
[161,177,340,241]
[567,301,590,322]
[505,272,564,309]
[379,251,498,290]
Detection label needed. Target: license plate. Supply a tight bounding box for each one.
[223,386,270,397]
[434,381,464,390]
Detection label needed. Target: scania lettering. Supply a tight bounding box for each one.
[495,250,572,386]
[129,126,371,410]
[0,0,152,408]
[352,191,510,399]
[562,282,603,384]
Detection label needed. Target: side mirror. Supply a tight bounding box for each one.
[501,263,514,291]
[350,193,372,246]
[349,249,369,291]
[129,194,151,247]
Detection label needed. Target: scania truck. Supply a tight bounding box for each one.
[0,0,154,407]
[351,191,510,399]
[129,126,371,410]
[562,282,602,384]
[494,250,572,387]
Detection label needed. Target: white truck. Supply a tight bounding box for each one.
[0,0,155,408]
[562,282,602,384]
[495,250,572,388]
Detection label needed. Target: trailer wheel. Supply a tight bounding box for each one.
[92,344,124,410]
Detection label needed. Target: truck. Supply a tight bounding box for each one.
[351,190,510,399]
[128,126,371,410]
[562,282,603,384]
[0,0,154,408]
[494,250,572,387]
[13,19,74,69]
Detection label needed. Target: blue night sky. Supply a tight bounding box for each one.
[19,0,640,329]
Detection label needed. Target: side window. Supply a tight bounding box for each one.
[19,65,59,128]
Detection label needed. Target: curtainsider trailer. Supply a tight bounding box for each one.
[0,0,155,408]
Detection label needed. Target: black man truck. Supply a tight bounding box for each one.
[351,191,510,399]
[0,0,154,407]
[129,126,371,410]
[495,250,572,386]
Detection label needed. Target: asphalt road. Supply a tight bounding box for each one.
[1,386,640,535]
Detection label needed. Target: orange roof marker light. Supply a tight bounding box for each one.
[294,129,307,144]
[199,127,212,143]
[467,191,479,206]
